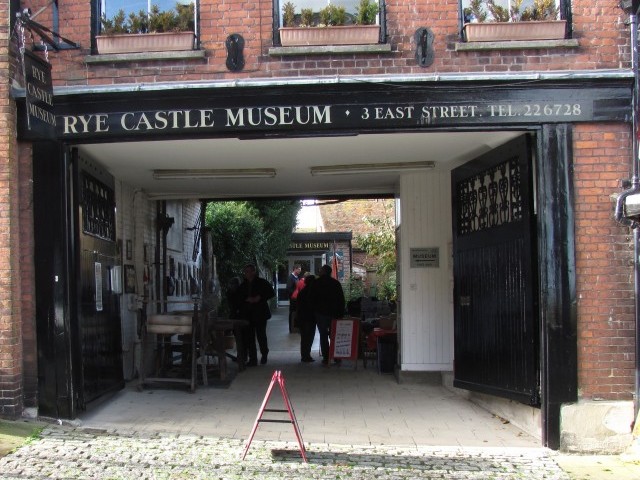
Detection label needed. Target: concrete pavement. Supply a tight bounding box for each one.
[1,310,639,479]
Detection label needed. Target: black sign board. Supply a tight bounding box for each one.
[54,81,631,142]
[22,50,56,140]
[11,75,626,142]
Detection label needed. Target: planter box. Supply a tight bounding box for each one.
[279,25,380,46]
[96,31,195,54]
[463,20,567,42]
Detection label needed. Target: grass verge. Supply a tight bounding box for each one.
[0,419,45,458]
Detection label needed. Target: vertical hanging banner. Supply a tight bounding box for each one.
[22,50,56,140]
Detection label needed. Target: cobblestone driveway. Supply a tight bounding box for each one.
[0,426,569,479]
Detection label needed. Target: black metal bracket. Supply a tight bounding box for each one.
[225,33,245,72]
[16,8,81,51]
[414,27,434,68]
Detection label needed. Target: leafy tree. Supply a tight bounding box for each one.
[205,200,300,308]
[355,216,397,301]
[250,200,300,271]
[206,201,264,290]
[355,217,396,275]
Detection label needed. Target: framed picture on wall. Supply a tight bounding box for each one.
[124,264,136,294]
[166,201,183,252]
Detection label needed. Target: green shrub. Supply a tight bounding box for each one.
[300,8,314,26]
[282,2,296,27]
[319,4,346,26]
[356,0,379,25]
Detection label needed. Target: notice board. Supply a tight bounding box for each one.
[329,318,360,363]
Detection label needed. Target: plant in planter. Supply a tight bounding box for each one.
[97,3,195,54]
[282,1,296,27]
[300,8,314,27]
[356,0,379,25]
[318,4,347,26]
[463,0,566,42]
[278,1,380,46]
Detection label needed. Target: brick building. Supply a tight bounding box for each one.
[316,198,396,295]
[0,0,637,452]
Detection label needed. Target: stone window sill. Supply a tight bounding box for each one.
[85,50,206,64]
[455,39,579,51]
[269,43,392,56]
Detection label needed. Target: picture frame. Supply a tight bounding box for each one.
[126,239,132,260]
[165,201,183,252]
[124,264,136,294]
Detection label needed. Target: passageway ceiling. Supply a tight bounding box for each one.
[78,130,524,200]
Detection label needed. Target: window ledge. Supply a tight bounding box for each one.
[269,43,392,56]
[455,38,579,51]
[85,49,206,64]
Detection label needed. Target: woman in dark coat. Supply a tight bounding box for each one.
[296,274,316,362]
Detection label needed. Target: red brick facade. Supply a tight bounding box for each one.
[574,123,635,400]
[0,0,23,417]
[32,0,629,86]
[0,0,636,434]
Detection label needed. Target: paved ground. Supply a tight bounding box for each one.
[0,427,571,479]
[2,310,639,479]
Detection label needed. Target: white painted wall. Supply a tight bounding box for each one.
[398,171,454,371]
[116,182,202,380]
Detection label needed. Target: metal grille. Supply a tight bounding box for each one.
[456,157,522,236]
[81,173,115,241]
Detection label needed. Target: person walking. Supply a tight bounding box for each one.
[296,274,316,362]
[312,264,345,365]
[237,264,275,366]
[225,276,248,371]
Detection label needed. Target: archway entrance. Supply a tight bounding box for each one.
[27,75,619,447]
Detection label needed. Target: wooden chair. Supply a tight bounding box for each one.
[138,312,198,392]
[203,310,238,382]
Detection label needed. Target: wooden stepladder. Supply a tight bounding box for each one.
[241,370,307,462]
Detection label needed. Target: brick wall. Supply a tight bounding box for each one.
[18,143,36,410]
[0,0,25,418]
[573,123,635,400]
[28,0,631,85]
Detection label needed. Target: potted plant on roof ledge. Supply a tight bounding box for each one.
[279,0,380,47]
[96,3,195,54]
[463,0,566,42]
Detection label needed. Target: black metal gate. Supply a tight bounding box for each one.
[451,135,539,405]
[76,163,124,408]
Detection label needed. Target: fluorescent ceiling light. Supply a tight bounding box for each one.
[310,161,435,176]
[153,168,276,180]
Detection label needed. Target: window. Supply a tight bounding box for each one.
[277,0,380,27]
[101,0,180,24]
[99,0,196,35]
[461,0,564,24]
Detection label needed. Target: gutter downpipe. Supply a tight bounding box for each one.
[615,13,640,422]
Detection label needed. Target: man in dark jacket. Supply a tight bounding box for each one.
[312,264,345,365]
[237,264,275,366]
[286,264,301,332]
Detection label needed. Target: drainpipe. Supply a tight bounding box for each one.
[614,12,640,422]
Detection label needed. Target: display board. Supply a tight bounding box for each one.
[329,318,360,363]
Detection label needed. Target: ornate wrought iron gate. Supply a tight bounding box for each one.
[451,135,539,405]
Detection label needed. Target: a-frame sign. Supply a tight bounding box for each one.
[241,370,307,462]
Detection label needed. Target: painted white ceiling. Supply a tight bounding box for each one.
[78,130,524,199]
